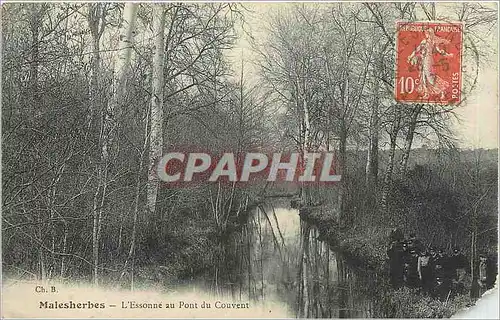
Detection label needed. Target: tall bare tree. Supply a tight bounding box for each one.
[91,2,138,285]
[146,6,166,222]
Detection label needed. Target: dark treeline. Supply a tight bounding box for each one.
[342,147,497,253]
[1,2,497,312]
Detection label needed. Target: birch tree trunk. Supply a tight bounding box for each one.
[104,2,138,160]
[293,66,312,206]
[147,8,166,218]
[90,2,137,286]
[301,93,312,205]
[87,2,105,287]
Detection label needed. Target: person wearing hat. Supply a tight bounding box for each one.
[432,275,451,301]
[437,248,451,279]
[407,233,424,254]
[401,241,412,286]
[387,238,405,288]
[429,246,436,256]
[437,248,446,261]
[431,249,452,301]
[390,227,404,243]
[428,247,437,279]
[430,248,447,287]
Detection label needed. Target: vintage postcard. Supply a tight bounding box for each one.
[1,1,498,319]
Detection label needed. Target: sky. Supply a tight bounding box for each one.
[228,2,499,150]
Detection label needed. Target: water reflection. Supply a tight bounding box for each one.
[221,206,386,318]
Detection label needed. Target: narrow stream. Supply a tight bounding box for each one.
[215,206,389,318]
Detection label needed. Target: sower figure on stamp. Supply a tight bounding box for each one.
[407,27,454,100]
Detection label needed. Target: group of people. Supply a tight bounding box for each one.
[386,228,495,301]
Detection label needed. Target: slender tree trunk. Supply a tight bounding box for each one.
[87,3,104,134]
[147,8,166,218]
[302,96,312,205]
[365,116,379,187]
[296,222,306,317]
[380,138,396,214]
[90,2,137,286]
[121,148,145,284]
[325,242,331,317]
[302,224,310,317]
[60,223,68,278]
[48,167,64,279]
[366,57,380,189]
[297,75,312,206]
[380,107,402,214]
[337,258,348,318]
[312,229,320,317]
[38,214,46,280]
[337,129,347,224]
[470,230,479,298]
[399,105,423,177]
[104,2,138,158]
[91,183,100,284]
[102,3,139,285]
[87,3,105,286]
[117,219,123,253]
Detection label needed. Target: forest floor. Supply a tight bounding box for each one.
[299,208,490,318]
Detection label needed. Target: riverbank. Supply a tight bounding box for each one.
[299,208,388,273]
[298,207,482,318]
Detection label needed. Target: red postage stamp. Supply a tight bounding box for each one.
[395,21,464,105]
